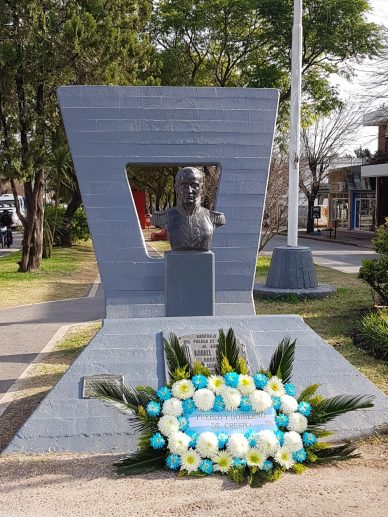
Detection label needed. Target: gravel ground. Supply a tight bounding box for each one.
[0,440,387,517]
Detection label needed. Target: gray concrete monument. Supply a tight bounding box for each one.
[4,86,388,454]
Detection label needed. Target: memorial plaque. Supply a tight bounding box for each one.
[178,332,250,373]
[187,408,276,435]
[82,374,124,399]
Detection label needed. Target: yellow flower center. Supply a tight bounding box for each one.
[181,385,189,393]
[242,379,250,386]
[219,458,228,467]
[187,456,195,465]
[249,453,260,463]
[214,379,222,387]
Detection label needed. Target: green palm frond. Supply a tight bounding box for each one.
[247,469,269,488]
[297,384,321,402]
[313,444,360,464]
[268,338,296,384]
[90,381,158,433]
[163,333,191,381]
[308,394,375,426]
[216,328,241,374]
[114,450,166,476]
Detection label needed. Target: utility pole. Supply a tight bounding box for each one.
[287,0,303,247]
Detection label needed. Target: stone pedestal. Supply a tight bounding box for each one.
[165,251,215,317]
[254,246,336,298]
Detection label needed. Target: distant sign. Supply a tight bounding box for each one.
[82,374,124,399]
[311,206,321,219]
[187,408,276,435]
[178,332,250,374]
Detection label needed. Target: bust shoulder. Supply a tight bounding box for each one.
[151,209,170,227]
[209,210,226,227]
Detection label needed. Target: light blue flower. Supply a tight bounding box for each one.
[186,430,198,448]
[224,372,239,388]
[275,413,289,428]
[302,432,317,446]
[240,396,252,412]
[244,429,256,446]
[149,432,166,449]
[166,453,181,470]
[285,383,296,396]
[199,459,214,474]
[293,448,307,463]
[261,460,273,472]
[182,398,196,414]
[275,430,285,446]
[213,395,225,412]
[156,386,172,401]
[298,401,312,416]
[233,458,247,467]
[192,374,208,389]
[217,433,229,448]
[178,416,189,431]
[253,373,268,389]
[146,401,161,417]
[272,396,281,410]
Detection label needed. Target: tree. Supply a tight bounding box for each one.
[300,104,362,233]
[0,0,156,271]
[154,0,381,117]
[260,152,289,250]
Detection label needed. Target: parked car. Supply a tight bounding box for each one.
[0,194,26,227]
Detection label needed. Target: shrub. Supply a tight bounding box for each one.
[44,205,90,252]
[359,218,388,305]
[359,310,388,360]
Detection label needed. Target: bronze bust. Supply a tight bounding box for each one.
[151,167,225,251]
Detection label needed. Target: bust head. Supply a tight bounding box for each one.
[175,167,204,212]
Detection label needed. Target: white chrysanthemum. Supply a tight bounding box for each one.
[162,397,183,417]
[207,375,226,394]
[264,376,285,397]
[181,449,201,473]
[213,451,233,474]
[246,448,266,468]
[168,431,191,455]
[288,412,308,433]
[283,431,303,453]
[275,447,295,470]
[196,432,219,458]
[172,379,195,400]
[193,388,215,411]
[280,394,298,414]
[223,387,241,410]
[249,390,272,413]
[255,430,279,456]
[238,375,256,394]
[227,433,249,458]
[157,415,180,437]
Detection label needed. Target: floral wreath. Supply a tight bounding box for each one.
[93,329,374,487]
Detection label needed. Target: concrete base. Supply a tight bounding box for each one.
[254,284,336,299]
[165,251,215,317]
[258,245,336,298]
[4,315,388,454]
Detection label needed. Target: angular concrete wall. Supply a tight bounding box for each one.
[58,87,278,317]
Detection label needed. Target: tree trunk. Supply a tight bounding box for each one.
[306,196,316,234]
[15,171,45,272]
[60,189,82,247]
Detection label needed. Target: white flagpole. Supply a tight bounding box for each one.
[287,0,303,247]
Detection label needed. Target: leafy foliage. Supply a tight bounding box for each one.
[114,450,166,476]
[163,334,192,382]
[192,361,211,377]
[358,309,388,359]
[216,328,246,375]
[268,338,296,383]
[313,444,360,464]
[297,384,321,403]
[308,394,374,426]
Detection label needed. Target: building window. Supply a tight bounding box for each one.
[332,196,349,229]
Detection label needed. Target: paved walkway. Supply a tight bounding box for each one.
[0,286,105,401]
[261,234,377,274]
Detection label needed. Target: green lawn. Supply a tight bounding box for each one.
[255,256,388,394]
[0,243,98,308]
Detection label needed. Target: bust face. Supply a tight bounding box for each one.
[176,169,203,208]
